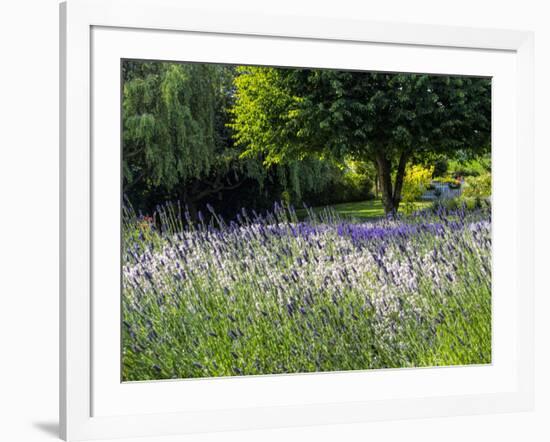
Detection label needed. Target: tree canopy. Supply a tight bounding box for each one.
[230,67,491,213]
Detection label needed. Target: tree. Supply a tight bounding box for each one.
[230,68,491,214]
[122,61,263,216]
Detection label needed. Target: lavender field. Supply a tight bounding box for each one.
[121,203,491,381]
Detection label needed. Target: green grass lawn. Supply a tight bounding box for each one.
[296,199,432,221]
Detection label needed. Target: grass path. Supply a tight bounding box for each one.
[296,199,432,221]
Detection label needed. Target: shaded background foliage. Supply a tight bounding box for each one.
[122,60,489,218]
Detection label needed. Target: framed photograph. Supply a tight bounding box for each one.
[60,0,534,440]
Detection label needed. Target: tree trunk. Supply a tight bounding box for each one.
[375,154,395,215]
[392,150,409,212]
[375,150,410,216]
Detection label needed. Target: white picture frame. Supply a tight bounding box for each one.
[60,0,534,440]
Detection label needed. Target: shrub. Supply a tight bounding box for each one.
[462,172,491,199]
[448,157,491,178]
[430,195,489,212]
[433,158,449,177]
[400,164,434,214]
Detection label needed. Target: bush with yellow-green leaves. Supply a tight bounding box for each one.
[400,164,434,214]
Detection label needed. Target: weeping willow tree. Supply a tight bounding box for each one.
[124,61,214,190]
[123,60,347,216]
[123,61,260,216]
